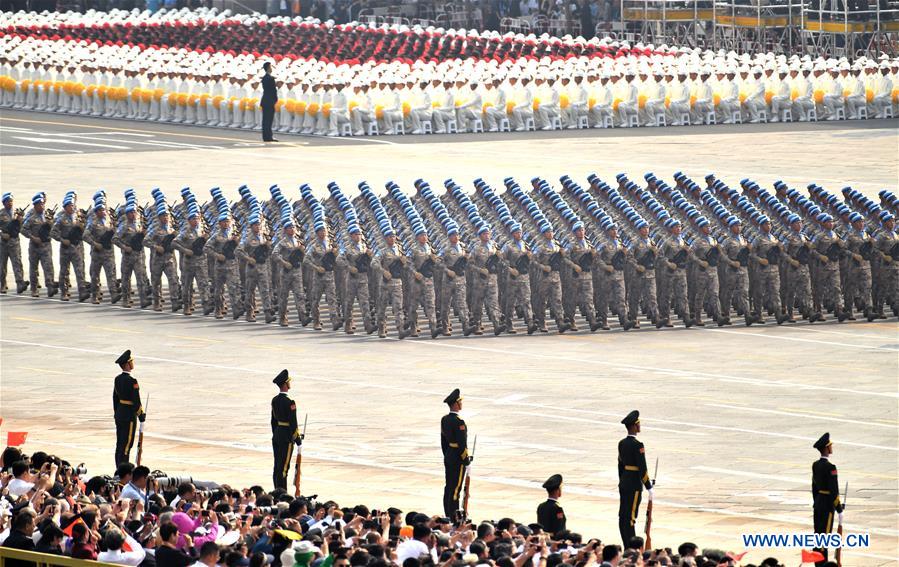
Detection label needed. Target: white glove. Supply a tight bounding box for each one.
[139,422,144,433]
[647,488,654,502]
[838,512,843,524]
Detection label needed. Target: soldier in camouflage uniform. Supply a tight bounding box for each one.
[237,215,275,323]
[114,203,152,309]
[51,192,90,303]
[657,219,689,327]
[375,230,409,339]
[564,222,601,332]
[812,214,849,322]
[408,226,440,338]
[205,213,243,320]
[273,219,311,327]
[783,216,815,322]
[468,225,504,336]
[338,224,372,334]
[0,193,27,294]
[596,222,633,330]
[174,206,212,316]
[501,223,535,334]
[844,213,875,321]
[439,224,472,336]
[305,224,341,331]
[721,218,754,326]
[83,203,120,305]
[751,218,786,324]
[689,218,727,326]
[145,206,181,312]
[874,212,898,318]
[533,225,570,333]
[627,222,660,328]
[20,193,57,298]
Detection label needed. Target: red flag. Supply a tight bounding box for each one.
[727,552,748,562]
[801,550,825,563]
[63,517,86,537]
[7,432,27,446]
[122,540,133,552]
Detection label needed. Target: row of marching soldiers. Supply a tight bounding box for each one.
[1,176,897,334]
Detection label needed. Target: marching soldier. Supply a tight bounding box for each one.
[83,201,120,305]
[439,224,473,336]
[408,225,440,338]
[751,217,786,324]
[273,218,311,327]
[469,225,504,336]
[440,388,470,519]
[812,214,849,322]
[339,224,373,334]
[628,221,660,328]
[501,223,536,334]
[845,213,876,321]
[21,193,57,298]
[811,433,844,566]
[174,206,213,316]
[114,203,152,309]
[536,474,567,536]
[596,221,633,330]
[375,228,409,339]
[51,191,90,303]
[657,219,689,327]
[565,222,601,332]
[271,369,303,491]
[305,223,341,331]
[689,218,728,326]
[205,213,243,320]
[113,349,145,467]
[617,410,653,547]
[237,214,275,323]
[721,218,754,326]
[783,215,814,322]
[533,225,570,333]
[874,212,898,318]
[0,192,27,295]
[145,205,181,313]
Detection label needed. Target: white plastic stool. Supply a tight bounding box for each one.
[731,110,743,124]
[550,116,563,130]
[654,113,667,127]
[498,118,511,132]
[393,122,405,135]
[781,108,793,122]
[367,122,379,136]
[627,114,640,128]
[524,117,536,131]
[601,115,614,128]
[422,120,433,134]
[806,108,818,122]
[446,119,458,134]
[678,113,691,126]
[470,119,484,133]
[756,109,768,123]
[577,115,589,129]
[834,106,846,120]
[883,106,894,119]
[340,123,353,136]
[705,111,717,125]
[856,106,867,120]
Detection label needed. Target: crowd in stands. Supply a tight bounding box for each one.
[0,447,787,567]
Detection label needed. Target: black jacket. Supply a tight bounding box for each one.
[261,74,278,108]
[2,529,36,567]
[536,498,566,535]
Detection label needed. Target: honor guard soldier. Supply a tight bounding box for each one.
[113,350,145,466]
[812,433,844,566]
[536,474,567,536]
[618,410,653,547]
[271,369,303,491]
[441,388,470,519]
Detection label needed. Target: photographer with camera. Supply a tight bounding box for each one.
[121,466,155,501]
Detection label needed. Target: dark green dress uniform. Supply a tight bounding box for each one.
[271,369,301,490]
[536,474,566,535]
[113,350,144,467]
[441,389,469,518]
[618,411,652,546]
[812,433,843,565]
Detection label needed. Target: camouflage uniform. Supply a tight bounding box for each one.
[596,237,630,328]
[20,207,55,296]
[534,236,566,331]
[114,219,150,308]
[469,238,503,334]
[721,233,751,321]
[874,227,899,316]
[375,243,407,337]
[439,240,471,334]
[783,229,814,320]
[273,233,309,326]
[51,210,88,301]
[501,238,534,332]
[628,235,660,324]
[305,237,340,330]
[205,227,242,319]
[0,205,25,292]
[812,230,845,316]
[145,220,181,311]
[657,234,689,324]
[408,240,439,337]
[845,227,874,318]
[339,239,373,333]
[174,223,212,315]
[751,232,784,320]
[237,230,274,322]
[565,237,599,329]
[690,233,723,324]
[83,211,119,303]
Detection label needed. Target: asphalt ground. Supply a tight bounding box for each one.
[0,109,897,566]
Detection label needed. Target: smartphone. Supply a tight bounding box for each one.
[201,510,210,518]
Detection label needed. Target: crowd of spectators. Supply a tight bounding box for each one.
[0,446,791,567]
